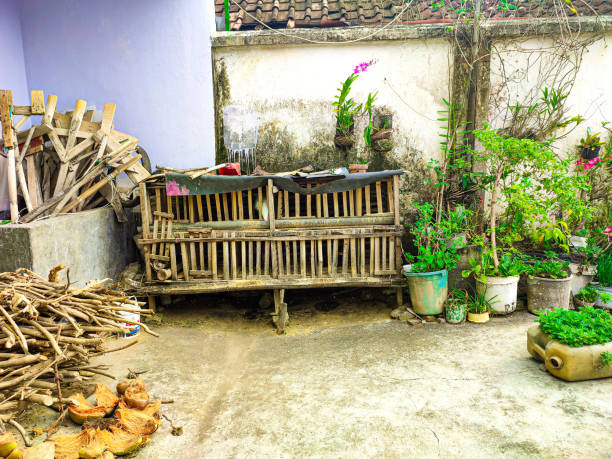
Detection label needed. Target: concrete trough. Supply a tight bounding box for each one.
[0,207,136,283]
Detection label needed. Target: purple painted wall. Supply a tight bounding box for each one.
[0,0,28,104]
[0,0,29,211]
[18,0,216,169]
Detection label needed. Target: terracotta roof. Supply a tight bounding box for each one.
[215,0,612,30]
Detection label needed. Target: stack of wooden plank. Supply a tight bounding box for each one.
[0,89,150,224]
[0,266,157,427]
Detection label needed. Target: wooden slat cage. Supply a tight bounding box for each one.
[135,172,405,332]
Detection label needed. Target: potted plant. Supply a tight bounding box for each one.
[569,236,601,295]
[332,61,377,150]
[578,128,604,160]
[573,285,611,309]
[526,256,572,313]
[466,289,496,323]
[349,159,369,174]
[527,306,612,381]
[404,203,467,316]
[445,288,468,324]
[595,248,612,309]
[462,244,528,315]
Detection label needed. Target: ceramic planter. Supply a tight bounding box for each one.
[475,275,519,314]
[445,299,466,324]
[527,325,612,381]
[595,285,612,310]
[467,311,489,323]
[404,269,447,316]
[527,276,572,313]
[569,263,596,295]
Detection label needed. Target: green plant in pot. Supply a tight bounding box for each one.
[574,285,612,309]
[466,289,497,323]
[525,254,572,313]
[527,306,612,381]
[445,288,468,324]
[332,60,377,150]
[467,128,561,315]
[462,238,529,315]
[404,203,467,316]
[578,128,604,160]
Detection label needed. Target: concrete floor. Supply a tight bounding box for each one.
[19,289,612,458]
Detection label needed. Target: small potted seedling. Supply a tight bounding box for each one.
[578,128,604,160]
[445,288,468,324]
[573,285,611,309]
[466,289,496,323]
[349,159,369,173]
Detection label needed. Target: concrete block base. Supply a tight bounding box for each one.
[0,207,136,283]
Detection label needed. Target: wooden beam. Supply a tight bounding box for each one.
[30,90,45,115]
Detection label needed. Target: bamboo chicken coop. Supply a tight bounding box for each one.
[135,171,405,333]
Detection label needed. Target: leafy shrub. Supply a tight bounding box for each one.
[598,250,612,287]
[537,306,612,347]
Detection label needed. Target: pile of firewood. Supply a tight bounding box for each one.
[0,266,157,429]
[0,89,150,224]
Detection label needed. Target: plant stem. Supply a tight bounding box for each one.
[490,166,503,269]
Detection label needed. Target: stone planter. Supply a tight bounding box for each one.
[527,325,612,381]
[527,276,572,313]
[475,275,519,314]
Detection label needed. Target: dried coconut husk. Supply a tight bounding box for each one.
[118,399,161,417]
[115,408,160,435]
[52,429,95,459]
[67,394,107,425]
[95,383,119,415]
[98,426,148,456]
[116,378,145,396]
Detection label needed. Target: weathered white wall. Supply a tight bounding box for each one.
[214,38,452,166]
[489,34,612,154]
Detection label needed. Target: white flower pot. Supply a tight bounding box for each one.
[475,275,520,314]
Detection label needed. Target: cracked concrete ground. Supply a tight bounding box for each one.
[17,289,612,458]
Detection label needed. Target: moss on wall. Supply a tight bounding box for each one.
[213,57,230,165]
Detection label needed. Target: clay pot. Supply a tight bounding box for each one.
[348,163,368,173]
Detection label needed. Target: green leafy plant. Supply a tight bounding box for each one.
[598,250,612,287]
[575,285,611,304]
[467,289,497,314]
[536,306,612,347]
[527,258,570,279]
[404,203,468,273]
[578,128,604,150]
[602,351,612,368]
[332,61,378,146]
[446,288,469,312]
[462,238,528,281]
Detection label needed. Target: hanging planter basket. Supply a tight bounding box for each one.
[580,146,600,160]
[334,135,355,149]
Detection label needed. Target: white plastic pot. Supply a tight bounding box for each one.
[475,275,519,314]
[595,285,612,310]
[569,263,596,295]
